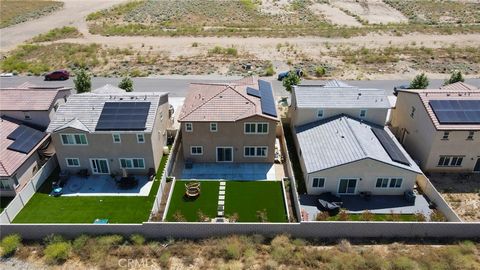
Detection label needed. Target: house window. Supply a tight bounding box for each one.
[317,109,324,118]
[24,111,31,120]
[375,178,389,188]
[438,156,463,167]
[376,178,402,188]
[244,146,268,157]
[210,123,218,132]
[119,158,145,169]
[442,131,450,140]
[0,179,13,190]
[467,131,474,140]
[136,133,145,143]
[112,133,121,143]
[191,146,203,155]
[61,134,88,145]
[389,178,403,188]
[244,123,268,134]
[410,106,415,118]
[359,109,367,118]
[185,123,193,132]
[312,178,325,188]
[66,158,80,167]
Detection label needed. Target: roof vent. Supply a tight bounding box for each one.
[341,135,345,139]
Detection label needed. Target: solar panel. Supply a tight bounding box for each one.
[246,87,261,98]
[7,126,46,154]
[429,100,480,124]
[371,127,410,166]
[95,102,151,131]
[7,125,29,140]
[258,80,277,117]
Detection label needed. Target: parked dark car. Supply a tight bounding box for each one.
[45,70,69,81]
[393,84,409,96]
[277,69,303,81]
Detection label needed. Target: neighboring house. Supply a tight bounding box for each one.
[0,82,72,130]
[0,118,50,197]
[47,90,169,176]
[294,115,421,195]
[390,83,480,172]
[290,82,391,127]
[178,77,279,163]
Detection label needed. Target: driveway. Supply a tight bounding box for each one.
[0,0,125,51]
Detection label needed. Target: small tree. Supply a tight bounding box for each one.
[409,73,429,89]
[283,70,301,92]
[256,209,268,222]
[444,70,464,85]
[118,76,133,92]
[74,68,91,93]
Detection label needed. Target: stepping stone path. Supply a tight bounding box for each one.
[217,181,226,217]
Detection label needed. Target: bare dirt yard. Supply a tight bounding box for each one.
[429,173,480,222]
[330,0,408,24]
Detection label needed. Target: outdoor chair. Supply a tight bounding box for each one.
[148,168,155,181]
[78,169,90,178]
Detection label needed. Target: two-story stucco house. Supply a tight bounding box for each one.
[1,118,50,197]
[290,81,392,127]
[47,89,169,176]
[390,82,480,172]
[178,77,278,163]
[0,82,72,130]
[290,80,421,195]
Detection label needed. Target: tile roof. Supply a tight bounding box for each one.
[293,85,391,109]
[178,77,278,122]
[400,88,480,130]
[439,82,478,91]
[0,118,48,177]
[295,115,421,174]
[47,91,168,133]
[0,83,71,111]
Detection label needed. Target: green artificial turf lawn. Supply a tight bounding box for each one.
[165,180,219,222]
[13,154,168,224]
[225,181,288,222]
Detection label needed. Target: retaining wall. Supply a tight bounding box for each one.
[2,221,480,240]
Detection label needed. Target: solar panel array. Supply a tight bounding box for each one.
[95,102,151,131]
[7,125,46,154]
[258,80,277,117]
[429,100,480,124]
[371,127,410,166]
[246,87,261,98]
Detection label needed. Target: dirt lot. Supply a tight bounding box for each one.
[330,0,408,24]
[428,173,480,222]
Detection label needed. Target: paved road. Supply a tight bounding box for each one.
[1,76,479,97]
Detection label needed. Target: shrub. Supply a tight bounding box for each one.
[31,26,81,43]
[192,42,199,47]
[270,235,295,264]
[173,210,186,222]
[315,211,330,221]
[227,212,239,222]
[226,47,238,56]
[74,68,91,93]
[263,63,275,76]
[43,234,65,245]
[444,70,464,85]
[224,239,243,260]
[337,210,349,221]
[44,241,71,264]
[360,210,375,221]
[97,235,124,248]
[118,76,133,92]
[282,70,301,92]
[391,256,417,270]
[430,210,447,222]
[314,66,326,77]
[159,251,170,268]
[256,209,268,222]
[409,72,429,89]
[197,209,210,222]
[0,234,22,257]
[130,234,145,245]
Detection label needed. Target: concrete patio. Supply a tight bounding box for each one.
[299,192,433,221]
[181,163,276,180]
[60,175,152,196]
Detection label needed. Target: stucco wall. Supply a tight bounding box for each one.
[391,92,480,172]
[150,102,170,172]
[291,107,389,127]
[53,128,155,175]
[181,115,278,163]
[304,159,417,195]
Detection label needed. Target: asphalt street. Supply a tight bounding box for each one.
[1,76,479,97]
